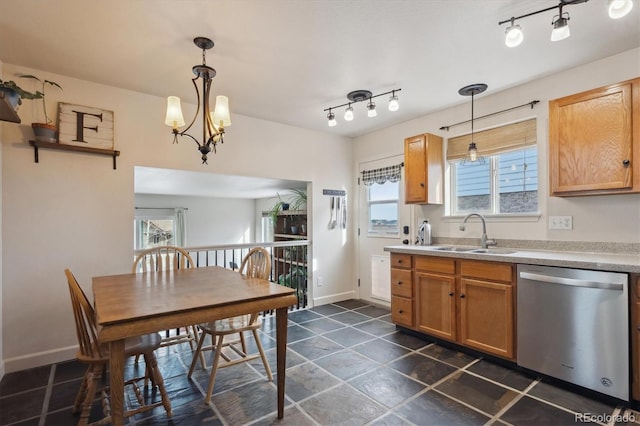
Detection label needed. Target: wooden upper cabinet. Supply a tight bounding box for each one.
[404,133,443,204]
[549,78,640,196]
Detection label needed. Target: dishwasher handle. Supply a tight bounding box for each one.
[519,271,624,291]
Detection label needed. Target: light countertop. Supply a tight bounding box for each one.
[384,245,640,274]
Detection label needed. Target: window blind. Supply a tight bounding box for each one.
[447,118,536,160]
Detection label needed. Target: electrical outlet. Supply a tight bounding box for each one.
[549,215,573,230]
[317,276,324,287]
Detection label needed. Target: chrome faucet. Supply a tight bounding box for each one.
[459,213,497,249]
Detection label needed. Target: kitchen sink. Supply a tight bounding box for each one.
[429,246,477,252]
[469,248,517,254]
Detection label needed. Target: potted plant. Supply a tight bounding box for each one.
[0,79,42,111]
[269,193,290,225]
[20,74,62,142]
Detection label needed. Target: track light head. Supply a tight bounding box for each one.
[327,110,337,127]
[608,0,634,18]
[367,99,377,117]
[344,104,354,121]
[551,12,571,41]
[505,19,523,47]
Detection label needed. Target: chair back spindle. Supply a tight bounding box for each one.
[132,246,194,273]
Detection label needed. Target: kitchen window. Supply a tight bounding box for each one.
[447,119,538,216]
[367,181,399,235]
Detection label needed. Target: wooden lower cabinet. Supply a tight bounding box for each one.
[390,254,413,327]
[394,254,516,361]
[415,271,456,340]
[459,277,514,358]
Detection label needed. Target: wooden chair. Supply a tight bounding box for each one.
[65,269,172,425]
[132,246,203,366]
[187,247,273,402]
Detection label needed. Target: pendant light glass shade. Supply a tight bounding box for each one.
[505,23,523,47]
[165,96,186,128]
[608,0,633,18]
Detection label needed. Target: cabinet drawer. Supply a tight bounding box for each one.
[391,268,412,297]
[460,260,513,283]
[391,254,412,269]
[391,296,413,327]
[415,256,455,274]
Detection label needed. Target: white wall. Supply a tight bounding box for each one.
[1,64,354,372]
[354,48,640,247]
[135,194,257,246]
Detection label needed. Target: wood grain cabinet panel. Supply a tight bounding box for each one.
[415,271,457,341]
[459,278,514,359]
[404,133,443,204]
[549,78,640,196]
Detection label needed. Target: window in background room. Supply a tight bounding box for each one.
[367,181,399,235]
[448,119,538,216]
[134,208,186,249]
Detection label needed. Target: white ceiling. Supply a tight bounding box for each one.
[134,166,306,199]
[1,0,638,197]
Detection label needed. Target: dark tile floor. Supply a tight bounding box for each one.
[1,299,639,425]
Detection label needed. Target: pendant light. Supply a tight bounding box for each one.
[459,83,487,165]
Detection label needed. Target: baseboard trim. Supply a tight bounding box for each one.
[313,290,357,306]
[0,360,5,382]
[4,345,77,373]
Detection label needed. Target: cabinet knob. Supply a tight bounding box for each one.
[420,182,425,187]
[397,281,403,285]
[397,259,402,264]
[460,294,466,298]
[398,310,404,314]
[623,159,631,168]
[448,292,454,296]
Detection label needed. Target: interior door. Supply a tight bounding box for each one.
[357,155,411,304]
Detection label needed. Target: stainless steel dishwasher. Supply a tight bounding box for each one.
[517,264,629,401]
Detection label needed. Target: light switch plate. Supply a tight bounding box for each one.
[549,215,573,230]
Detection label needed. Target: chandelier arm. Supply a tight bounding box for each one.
[177,76,203,140]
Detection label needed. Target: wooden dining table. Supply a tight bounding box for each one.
[92,266,298,426]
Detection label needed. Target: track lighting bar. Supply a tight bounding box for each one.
[324,88,401,127]
[498,0,633,47]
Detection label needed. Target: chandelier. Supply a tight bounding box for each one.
[164,37,231,164]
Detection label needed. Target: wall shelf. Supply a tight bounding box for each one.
[0,91,21,123]
[29,140,120,169]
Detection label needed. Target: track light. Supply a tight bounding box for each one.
[388,90,400,111]
[504,18,523,47]
[367,99,377,117]
[344,104,354,121]
[498,0,633,47]
[551,10,571,41]
[327,109,337,127]
[323,88,401,126]
[608,0,633,18]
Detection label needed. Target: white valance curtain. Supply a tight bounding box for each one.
[361,163,403,186]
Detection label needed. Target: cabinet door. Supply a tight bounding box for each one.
[415,271,456,341]
[459,278,514,359]
[404,134,427,203]
[549,80,634,195]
